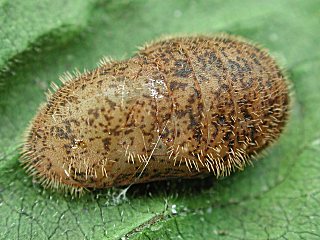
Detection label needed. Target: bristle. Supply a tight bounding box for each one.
[59,71,74,84]
[97,56,114,67]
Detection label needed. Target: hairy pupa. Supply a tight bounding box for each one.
[21,35,290,193]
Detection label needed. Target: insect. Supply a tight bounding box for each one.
[21,35,290,194]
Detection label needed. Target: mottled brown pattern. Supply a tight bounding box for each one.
[21,35,290,194]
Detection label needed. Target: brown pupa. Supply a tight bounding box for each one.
[21,35,290,194]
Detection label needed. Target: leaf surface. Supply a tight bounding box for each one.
[0,0,319,239]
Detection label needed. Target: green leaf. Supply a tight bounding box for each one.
[0,0,319,239]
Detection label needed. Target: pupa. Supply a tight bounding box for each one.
[21,35,290,193]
